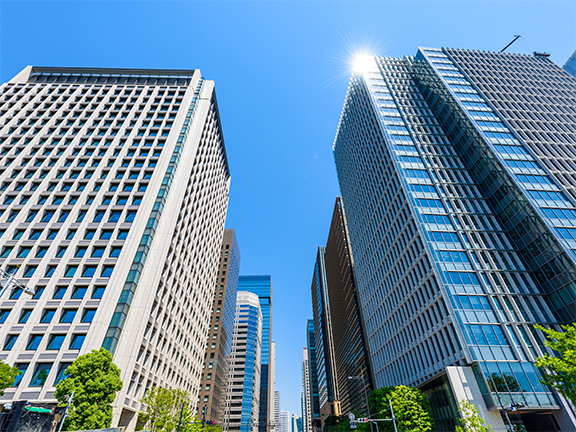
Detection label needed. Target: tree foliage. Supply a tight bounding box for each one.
[139,387,218,432]
[534,324,576,408]
[55,347,123,431]
[369,385,434,432]
[455,400,493,432]
[0,360,20,396]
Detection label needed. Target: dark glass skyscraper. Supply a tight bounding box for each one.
[238,276,273,432]
[301,320,320,432]
[333,48,576,431]
[323,197,373,416]
[310,248,339,421]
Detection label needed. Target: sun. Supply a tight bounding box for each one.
[353,54,374,72]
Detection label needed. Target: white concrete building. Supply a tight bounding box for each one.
[224,291,262,432]
[0,66,231,429]
[279,411,290,432]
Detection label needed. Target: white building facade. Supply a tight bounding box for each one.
[0,66,231,429]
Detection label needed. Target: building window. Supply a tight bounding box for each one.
[92,286,105,299]
[69,334,86,350]
[29,363,52,387]
[64,266,77,278]
[26,335,43,350]
[81,309,96,323]
[59,310,77,323]
[12,363,28,387]
[71,286,88,299]
[3,335,17,350]
[101,266,114,277]
[47,335,66,350]
[53,286,66,299]
[18,309,32,324]
[81,266,97,277]
[40,309,56,323]
[53,362,71,386]
[91,247,106,258]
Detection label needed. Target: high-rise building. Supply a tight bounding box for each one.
[300,348,311,432]
[238,275,273,432]
[333,49,576,431]
[292,414,303,432]
[269,341,276,430]
[563,50,576,78]
[224,291,263,432]
[323,197,374,416]
[278,411,290,432]
[198,229,240,422]
[0,66,231,429]
[301,320,320,432]
[310,248,340,422]
[274,390,280,429]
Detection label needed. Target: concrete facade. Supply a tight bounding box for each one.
[0,66,231,430]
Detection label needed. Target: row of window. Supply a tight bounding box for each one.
[4,333,85,351]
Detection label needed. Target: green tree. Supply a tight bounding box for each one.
[139,386,205,432]
[455,399,493,432]
[369,385,434,432]
[534,324,576,407]
[0,360,20,396]
[55,347,123,431]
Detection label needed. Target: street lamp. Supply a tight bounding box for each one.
[0,268,35,298]
[348,375,377,432]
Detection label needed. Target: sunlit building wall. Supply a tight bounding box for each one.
[334,48,576,431]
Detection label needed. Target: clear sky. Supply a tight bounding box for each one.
[1,0,575,417]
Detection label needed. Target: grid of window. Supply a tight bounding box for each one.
[0,67,231,417]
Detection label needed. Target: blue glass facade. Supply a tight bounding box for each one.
[306,320,320,427]
[563,50,576,78]
[333,48,576,429]
[310,248,338,417]
[238,276,272,432]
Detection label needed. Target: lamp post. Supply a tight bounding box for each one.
[348,375,378,432]
[0,267,35,298]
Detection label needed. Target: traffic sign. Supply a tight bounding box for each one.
[348,413,355,421]
[357,418,368,423]
[350,421,357,429]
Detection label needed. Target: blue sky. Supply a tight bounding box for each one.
[1,0,575,417]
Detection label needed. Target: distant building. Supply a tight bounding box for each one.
[239,276,273,432]
[279,411,290,432]
[333,48,576,430]
[563,50,576,77]
[224,292,262,432]
[198,229,240,422]
[0,66,231,430]
[310,248,341,423]
[301,321,320,432]
[291,414,302,432]
[274,391,280,429]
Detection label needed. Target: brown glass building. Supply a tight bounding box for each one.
[198,229,241,423]
[323,197,374,416]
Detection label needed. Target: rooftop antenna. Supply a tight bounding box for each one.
[501,35,521,53]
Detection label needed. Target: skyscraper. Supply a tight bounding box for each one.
[198,229,240,422]
[274,390,280,429]
[238,275,273,432]
[310,248,340,423]
[323,197,374,416]
[224,291,263,432]
[278,411,290,432]
[301,320,320,432]
[333,49,576,431]
[563,50,576,78]
[0,66,231,429]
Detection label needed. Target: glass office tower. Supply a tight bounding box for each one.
[224,291,262,432]
[563,50,576,78]
[0,66,231,430]
[310,248,339,421]
[238,276,273,432]
[333,49,576,431]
